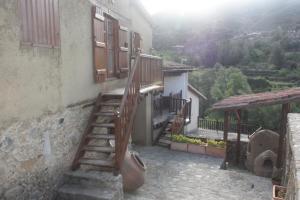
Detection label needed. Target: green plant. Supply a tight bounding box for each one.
[171,135,206,145]
[207,140,225,148]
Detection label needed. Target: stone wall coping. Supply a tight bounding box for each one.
[287,113,300,197]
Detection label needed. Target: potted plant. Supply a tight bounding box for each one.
[206,139,226,158]
[170,134,188,152]
[272,185,286,200]
[171,135,207,154]
[187,138,207,154]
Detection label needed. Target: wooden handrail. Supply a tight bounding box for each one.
[171,98,192,134]
[114,53,163,171]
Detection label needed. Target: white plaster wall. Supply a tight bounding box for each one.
[187,90,199,133]
[130,6,153,53]
[0,0,151,126]
[163,73,188,99]
[59,0,128,107]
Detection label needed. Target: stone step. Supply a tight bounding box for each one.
[63,170,122,190]
[159,138,171,144]
[157,142,170,148]
[79,158,115,167]
[87,134,115,140]
[94,112,116,117]
[100,102,120,107]
[57,184,119,200]
[83,146,115,153]
[92,123,115,128]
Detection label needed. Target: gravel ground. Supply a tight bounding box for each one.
[125,146,272,200]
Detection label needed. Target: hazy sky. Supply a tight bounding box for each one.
[140,0,257,15]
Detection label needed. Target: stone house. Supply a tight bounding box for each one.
[0,0,156,199]
[0,0,205,199]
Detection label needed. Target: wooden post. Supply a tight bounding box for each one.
[221,111,230,169]
[236,110,242,165]
[276,103,291,169]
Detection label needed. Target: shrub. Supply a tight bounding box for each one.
[207,140,225,148]
[171,135,206,145]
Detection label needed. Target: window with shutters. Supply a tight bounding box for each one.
[92,6,130,83]
[19,0,60,48]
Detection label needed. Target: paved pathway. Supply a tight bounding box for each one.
[125,146,272,200]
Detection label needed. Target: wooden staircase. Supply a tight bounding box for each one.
[71,93,123,172]
[157,98,192,148]
[70,53,164,173]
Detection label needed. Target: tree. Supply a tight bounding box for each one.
[210,67,252,101]
[269,42,285,67]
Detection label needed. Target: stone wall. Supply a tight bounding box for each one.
[0,104,92,200]
[283,113,300,200]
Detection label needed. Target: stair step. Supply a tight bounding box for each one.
[100,102,120,107]
[159,138,171,144]
[94,112,115,117]
[157,142,170,148]
[92,123,115,128]
[88,134,115,140]
[83,146,115,153]
[57,184,118,200]
[64,170,122,189]
[79,158,115,167]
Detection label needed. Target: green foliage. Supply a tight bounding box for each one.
[247,77,272,92]
[248,105,281,130]
[207,140,225,148]
[210,67,252,101]
[171,135,206,145]
[189,69,216,101]
[269,42,285,67]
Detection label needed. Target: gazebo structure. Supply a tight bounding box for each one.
[211,87,300,170]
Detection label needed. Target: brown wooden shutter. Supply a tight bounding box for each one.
[133,32,141,53]
[118,25,129,78]
[20,0,60,47]
[92,6,107,83]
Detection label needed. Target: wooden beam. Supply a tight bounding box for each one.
[222,111,230,169]
[276,103,291,168]
[236,109,242,164]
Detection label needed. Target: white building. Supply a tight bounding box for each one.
[163,61,207,133]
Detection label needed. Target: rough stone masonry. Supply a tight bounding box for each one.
[0,105,91,200]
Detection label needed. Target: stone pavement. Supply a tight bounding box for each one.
[125,146,272,200]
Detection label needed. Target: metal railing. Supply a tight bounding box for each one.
[198,118,258,135]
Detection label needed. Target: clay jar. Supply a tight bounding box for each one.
[121,151,146,192]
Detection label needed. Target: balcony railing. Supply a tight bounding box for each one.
[139,54,163,87]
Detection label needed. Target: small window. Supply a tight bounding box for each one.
[20,0,60,48]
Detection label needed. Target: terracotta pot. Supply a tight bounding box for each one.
[171,142,188,152]
[272,185,286,200]
[188,144,206,154]
[121,151,146,192]
[206,146,225,158]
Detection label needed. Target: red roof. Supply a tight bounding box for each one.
[212,87,300,111]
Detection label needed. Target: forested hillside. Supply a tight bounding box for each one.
[152,0,300,129]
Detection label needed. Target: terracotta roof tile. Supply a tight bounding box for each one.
[212,87,300,110]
